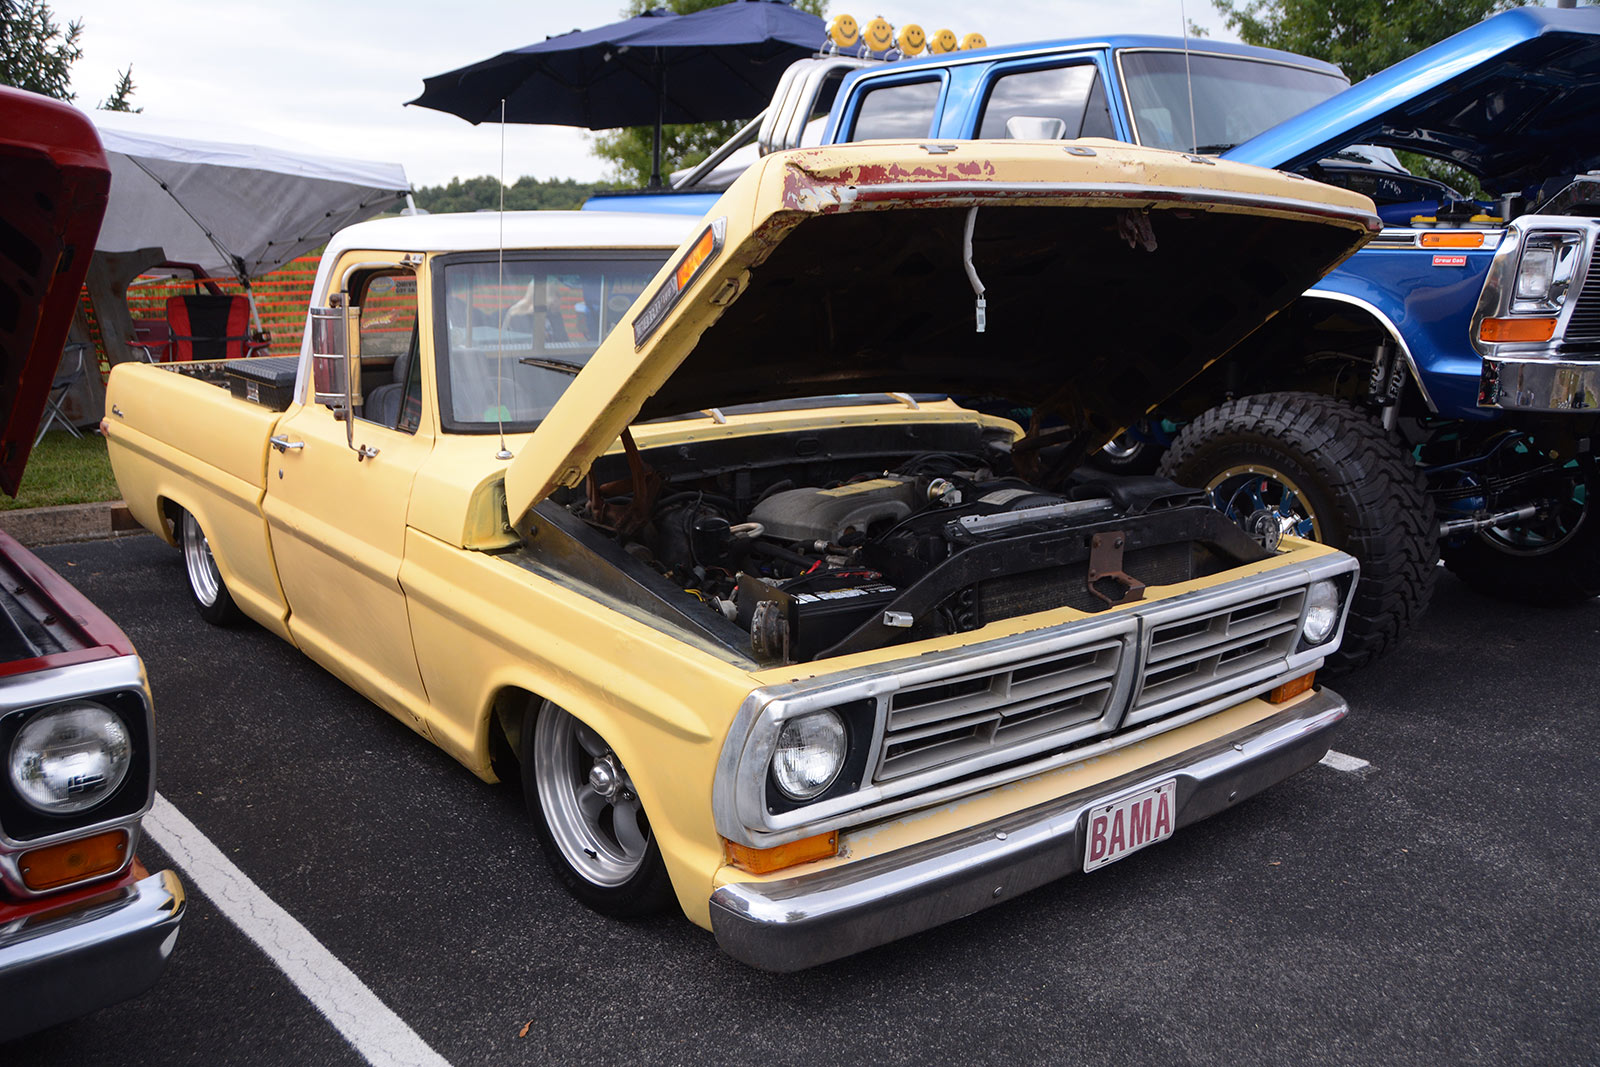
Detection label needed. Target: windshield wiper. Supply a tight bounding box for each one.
[519,356,584,375]
[1191,143,1237,154]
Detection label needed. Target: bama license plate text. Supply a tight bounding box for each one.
[1083,780,1176,873]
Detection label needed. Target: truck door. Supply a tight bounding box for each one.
[262,259,436,734]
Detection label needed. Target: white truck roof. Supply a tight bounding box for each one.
[323,210,701,258]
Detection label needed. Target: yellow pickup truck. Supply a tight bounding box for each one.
[104,140,1376,970]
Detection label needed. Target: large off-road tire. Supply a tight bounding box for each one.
[1442,459,1600,604]
[1157,392,1437,673]
[521,701,673,917]
[178,508,243,626]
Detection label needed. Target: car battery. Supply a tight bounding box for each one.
[225,356,299,411]
[738,572,900,662]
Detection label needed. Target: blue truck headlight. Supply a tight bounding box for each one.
[771,710,847,800]
[8,702,132,814]
[1511,232,1583,312]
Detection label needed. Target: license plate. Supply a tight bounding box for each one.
[1083,780,1176,873]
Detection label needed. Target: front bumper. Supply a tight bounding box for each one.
[710,689,1344,971]
[1480,354,1600,412]
[0,868,186,1040]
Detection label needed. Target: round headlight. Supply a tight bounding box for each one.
[1302,580,1340,646]
[9,703,132,814]
[771,710,847,801]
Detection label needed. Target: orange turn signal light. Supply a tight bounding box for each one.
[1419,232,1484,249]
[1268,672,1316,704]
[20,829,129,891]
[724,831,839,874]
[675,226,718,290]
[1480,317,1557,343]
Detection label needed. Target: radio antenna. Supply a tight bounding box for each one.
[495,98,513,461]
[1180,0,1198,154]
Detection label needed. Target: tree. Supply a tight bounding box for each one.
[1209,0,1526,84]
[592,0,827,187]
[0,0,138,109]
[412,175,616,214]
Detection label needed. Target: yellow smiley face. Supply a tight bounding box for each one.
[929,28,958,54]
[961,32,988,51]
[864,16,895,52]
[897,23,926,54]
[828,14,860,50]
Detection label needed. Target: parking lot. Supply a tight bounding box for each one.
[8,533,1598,1066]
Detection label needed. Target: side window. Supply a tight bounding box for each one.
[847,79,941,141]
[355,272,420,431]
[977,64,1113,141]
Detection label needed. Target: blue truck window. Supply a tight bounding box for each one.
[850,79,941,141]
[1119,51,1346,153]
[977,64,1115,140]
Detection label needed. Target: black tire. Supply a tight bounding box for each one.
[1442,461,1600,604]
[178,508,243,626]
[1087,422,1164,476]
[520,700,673,917]
[1157,392,1437,672]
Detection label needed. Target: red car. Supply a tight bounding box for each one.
[0,85,184,1042]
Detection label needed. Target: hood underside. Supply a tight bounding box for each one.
[1225,7,1600,195]
[0,88,110,496]
[506,140,1379,520]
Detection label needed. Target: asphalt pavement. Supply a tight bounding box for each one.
[7,534,1598,1066]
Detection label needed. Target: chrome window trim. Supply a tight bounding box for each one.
[713,553,1357,847]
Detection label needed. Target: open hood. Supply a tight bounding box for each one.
[0,88,111,496]
[506,139,1379,520]
[1225,7,1600,196]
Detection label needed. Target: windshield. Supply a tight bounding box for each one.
[436,254,666,431]
[1120,51,1348,153]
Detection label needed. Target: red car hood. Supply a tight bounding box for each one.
[0,87,111,496]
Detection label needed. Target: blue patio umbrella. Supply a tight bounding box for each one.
[407,0,826,187]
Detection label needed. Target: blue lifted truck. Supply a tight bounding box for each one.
[591,8,1600,669]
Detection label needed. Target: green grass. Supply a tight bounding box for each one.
[0,432,121,511]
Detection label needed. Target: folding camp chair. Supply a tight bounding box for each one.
[165,294,267,361]
[35,343,87,445]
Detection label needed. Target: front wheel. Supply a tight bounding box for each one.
[521,701,673,917]
[1442,458,1600,603]
[179,508,243,626]
[1157,392,1437,672]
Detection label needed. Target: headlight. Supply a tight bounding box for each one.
[1301,580,1340,646]
[8,703,132,814]
[771,710,847,801]
[1511,232,1583,311]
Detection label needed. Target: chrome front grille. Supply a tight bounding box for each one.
[1565,270,1600,346]
[876,640,1124,781]
[867,587,1310,786]
[1128,589,1305,725]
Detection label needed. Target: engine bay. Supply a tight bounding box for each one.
[520,420,1276,666]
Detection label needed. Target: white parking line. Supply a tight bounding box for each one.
[144,793,452,1067]
[1319,750,1371,773]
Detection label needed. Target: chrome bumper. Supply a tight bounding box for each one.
[1479,355,1600,412]
[710,690,1345,972]
[0,869,185,1040]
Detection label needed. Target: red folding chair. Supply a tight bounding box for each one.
[166,294,266,361]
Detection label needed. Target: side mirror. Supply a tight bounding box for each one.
[1003,115,1069,141]
[310,301,362,410]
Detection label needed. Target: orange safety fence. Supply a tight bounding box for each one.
[77,254,322,378]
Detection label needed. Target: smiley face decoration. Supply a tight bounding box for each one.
[862,16,896,55]
[961,32,988,50]
[823,17,981,60]
[827,13,860,52]
[896,24,926,56]
[928,27,959,54]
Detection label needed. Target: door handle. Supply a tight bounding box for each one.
[270,435,305,453]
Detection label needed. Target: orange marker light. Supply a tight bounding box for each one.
[1419,232,1485,249]
[675,227,718,291]
[1479,317,1558,343]
[20,829,129,890]
[1268,671,1316,704]
[725,831,839,874]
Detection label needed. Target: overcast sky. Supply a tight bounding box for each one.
[68,1,1239,189]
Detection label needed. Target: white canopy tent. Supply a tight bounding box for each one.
[90,109,412,285]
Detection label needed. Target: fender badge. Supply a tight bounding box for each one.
[1432,254,1468,267]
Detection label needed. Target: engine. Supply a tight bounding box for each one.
[545,442,1271,666]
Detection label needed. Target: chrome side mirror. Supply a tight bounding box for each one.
[1003,115,1069,140]
[310,299,361,410]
